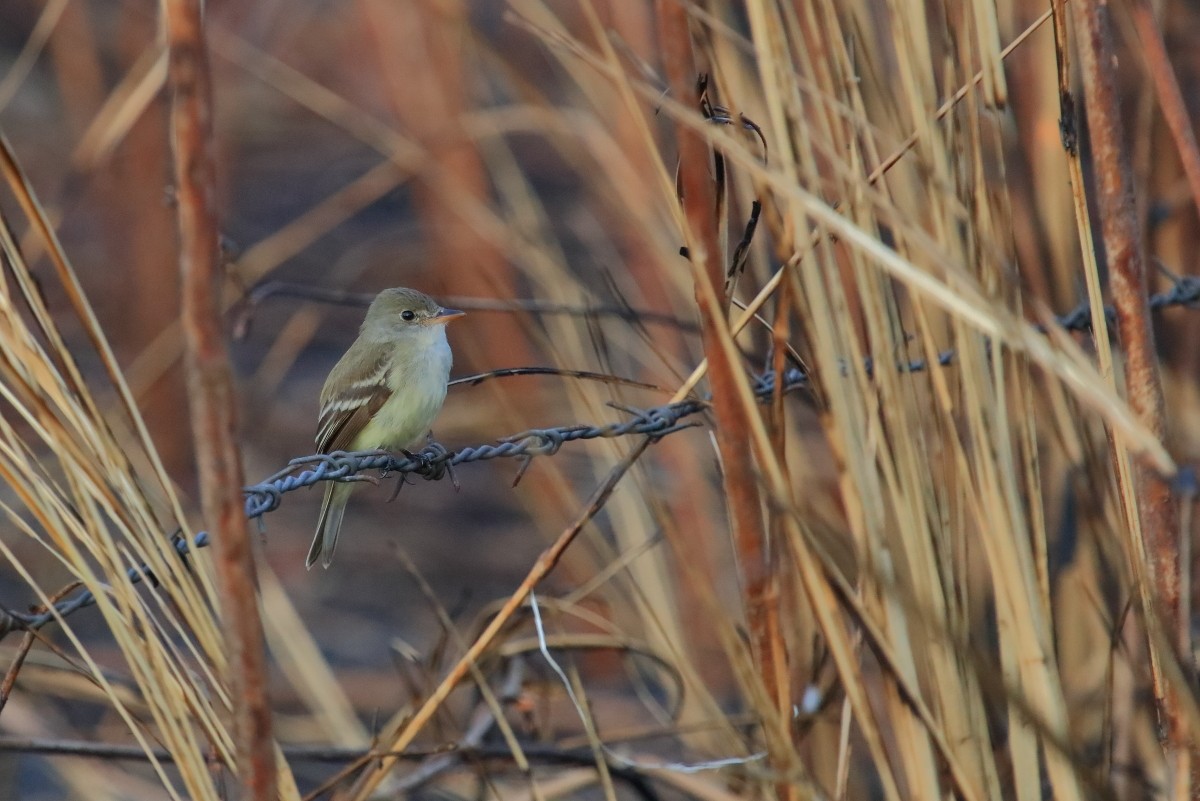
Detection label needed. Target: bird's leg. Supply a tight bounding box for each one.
[385,447,423,502]
[383,434,456,500]
[400,435,437,476]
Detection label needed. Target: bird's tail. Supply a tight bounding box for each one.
[307,482,353,569]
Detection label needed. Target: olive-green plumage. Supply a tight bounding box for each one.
[308,288,462,569]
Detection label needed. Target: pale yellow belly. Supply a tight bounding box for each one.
[352,379,448,451]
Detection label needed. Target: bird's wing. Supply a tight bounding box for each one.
[315,342,393,454]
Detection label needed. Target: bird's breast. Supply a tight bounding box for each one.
[360,329,452,451]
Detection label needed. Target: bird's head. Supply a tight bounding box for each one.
[363,287,464,337]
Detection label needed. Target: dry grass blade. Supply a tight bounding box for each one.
[0,160,233,799]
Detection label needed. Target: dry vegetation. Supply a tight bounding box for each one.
[1,0,1199,799]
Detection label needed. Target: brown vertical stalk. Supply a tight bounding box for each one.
[160,1,276,799]
[655,0,778,722]
[1129,0,1200,226]
[1073,0,1183,749]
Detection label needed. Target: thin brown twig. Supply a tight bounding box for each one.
[763,273,794,763]
[0,630,35,718]
[864,5,1057,185]
[0,579,81,718]
[0,733,676,801]
[161,0,275,798]
[449,366,662,393]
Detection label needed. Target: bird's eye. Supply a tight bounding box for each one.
[401,310,416,322]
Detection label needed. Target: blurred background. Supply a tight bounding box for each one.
[1,0,1199,799]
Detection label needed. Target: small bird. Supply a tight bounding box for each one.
[307,287,463,569]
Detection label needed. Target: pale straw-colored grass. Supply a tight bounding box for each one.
[0,140,248,798]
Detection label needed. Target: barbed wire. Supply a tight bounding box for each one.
[0,366,803,634]
[1055,272,1200,329]
[4,276,1200,635]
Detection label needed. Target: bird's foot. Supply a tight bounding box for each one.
[421,432,459,491]
[385,449,423,502]
[381,436,458,499]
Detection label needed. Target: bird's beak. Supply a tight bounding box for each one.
[433,307,465,324]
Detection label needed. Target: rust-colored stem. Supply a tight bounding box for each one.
[161,1,276,798]
[655,0,776,718]
[1074,0,1181,743]
[1129,0,1200,227]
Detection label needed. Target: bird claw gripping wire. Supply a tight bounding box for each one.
[385,443,454,499]
[393,441,453,482]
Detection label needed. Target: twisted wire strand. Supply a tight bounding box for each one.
[5,277,1200,634]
